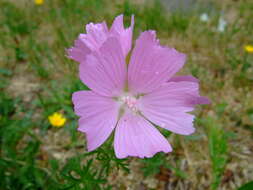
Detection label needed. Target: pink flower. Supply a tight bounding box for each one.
[70,15,210,159]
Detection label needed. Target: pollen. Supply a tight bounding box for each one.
[48,112,66,127]
[120,95,138,112]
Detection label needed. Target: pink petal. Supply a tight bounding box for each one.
[72,90,119,151]
[67,15,134,63]
[114,113,172,159]
[83,22,109,51]
[67,34,91,63]
[139,81,208,135]
[168,76,210,104]
[110,14,134,56]
[79,37,127,97]
[128,31,186,95]
[67,22,109,63]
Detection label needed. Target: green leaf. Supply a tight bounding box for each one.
[238,181,253,190]
[199,117,228,190]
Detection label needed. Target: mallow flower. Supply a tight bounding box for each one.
[68,15,210,158]
[200,13,209,22]
[217,17,227,32]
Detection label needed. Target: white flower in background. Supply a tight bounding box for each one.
[200,13,209,22]
[217,17,227,32]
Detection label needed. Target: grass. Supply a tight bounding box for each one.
[0,0,253,189]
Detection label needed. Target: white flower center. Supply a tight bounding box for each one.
[120,95,138,112]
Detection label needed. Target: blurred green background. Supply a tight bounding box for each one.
[0,0,253,189]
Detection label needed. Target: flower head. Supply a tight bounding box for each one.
[245,45,253,53]
[70,15,210,158]
[217,17,227,32]
[34,0,44,5]
[200,13,209,22]
[48,112,66,127]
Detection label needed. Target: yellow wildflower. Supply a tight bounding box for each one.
[245,45,253,53]
[34,0,44,5]
[48,112,66,127]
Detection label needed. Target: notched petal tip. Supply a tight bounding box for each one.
[137,30,157,44]
[85,21,108,33]
[113,14,134,29]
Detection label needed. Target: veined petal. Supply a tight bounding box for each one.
[110,14,134,56]
[84,22,109,51]
[139,81,208,135]
[168,76,210,104]
[68,15,134,63]
[128,31,186,95]
[79,37,127,97]
[114,113,172,159]
[72,90,119,151]
[67,34,91,63]
[67,22,109,63]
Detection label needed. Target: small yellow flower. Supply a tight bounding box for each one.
[34,0,44,5]
[245,45,253,53]
[48,112,66,127]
